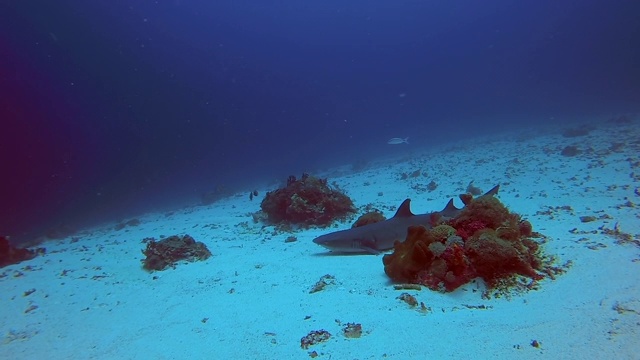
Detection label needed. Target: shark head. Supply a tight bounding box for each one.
[312,228,381,254]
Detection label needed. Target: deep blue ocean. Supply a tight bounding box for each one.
[1,0,638,244]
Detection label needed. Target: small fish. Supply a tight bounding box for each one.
[387,137,409,145]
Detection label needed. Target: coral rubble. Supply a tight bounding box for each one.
[300,329,331,349]
[141,234,211,271]
[260,174,355,226]
[561,145,580,157]
[343,323,362,338]
[383,192,557,293]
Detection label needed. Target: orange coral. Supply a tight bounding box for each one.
[383,226,437,283]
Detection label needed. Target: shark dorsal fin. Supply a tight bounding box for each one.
[393,199,415,218]
[483,184,500,197]
[439,199,461,217]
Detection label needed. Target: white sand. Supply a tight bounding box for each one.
[2,120,639,359]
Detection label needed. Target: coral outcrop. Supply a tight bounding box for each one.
[352,211,386,228]
[142,234,211,271]
[260,174,355,226]
[383,192,551,293]
[0,236,45,268]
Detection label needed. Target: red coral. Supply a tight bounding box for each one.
[455,228,470,240]
[452,196,511,230]
[440,244,467,272]
[383,190,550,293]
[412,245,477,292]
[465,229,542,287]
[260,174,355,226]
[415,269,444,291]
[429,212,442,227]
[519,220,533,237]
[384,227,477,292]
[454,220,487,240]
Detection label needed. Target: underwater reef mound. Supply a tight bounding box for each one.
[383,193,556,293]
[0,236,45,268]
[141,234,211,271]
[352,211,386,228]
[260,173,355,226]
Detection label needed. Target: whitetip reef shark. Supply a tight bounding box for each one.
[312,185,500,254]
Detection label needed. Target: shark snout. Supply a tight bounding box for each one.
[312,231,378,254]
[312,233,348,251]
[312,235,330,248]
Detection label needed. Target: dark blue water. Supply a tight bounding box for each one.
[1,0,638,243]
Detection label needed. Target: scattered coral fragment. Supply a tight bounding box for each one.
[561,145,580,157]
[309,274,336,294]
[300,329,331,349]
[343,323,362,338]
[114,218,141,231]
[397,292,418,307]
[141,234,211,271]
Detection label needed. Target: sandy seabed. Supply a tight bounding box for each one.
[2,120,639,359]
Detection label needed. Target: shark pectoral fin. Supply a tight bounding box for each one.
[360,246,381,255]
[358,239,381,255]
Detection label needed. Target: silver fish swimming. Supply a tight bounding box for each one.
[312,185,500,254]
[387,137,409,145]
